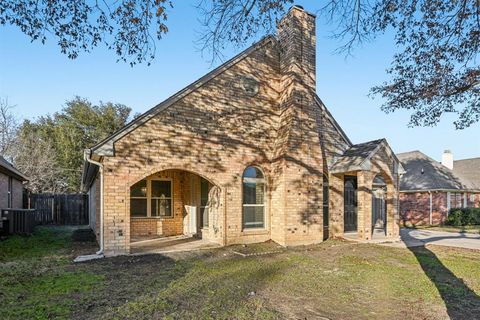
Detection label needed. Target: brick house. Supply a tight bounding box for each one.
[0,156,27,210]
[81,6,403,256]
[0,156,28,231]
[398,150,480,226]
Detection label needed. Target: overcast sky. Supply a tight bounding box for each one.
[1,0,479,162]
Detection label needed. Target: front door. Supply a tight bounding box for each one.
[344,176,357,232]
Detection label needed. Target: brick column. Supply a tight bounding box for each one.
[329,173,344,237]
[357,171,373,240]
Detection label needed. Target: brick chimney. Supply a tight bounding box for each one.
[272,6,324,245]
[442,150,454,170]
[277,5,316,93]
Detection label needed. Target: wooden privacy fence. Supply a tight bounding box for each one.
[1,209,37,235]
[27,193,89,225]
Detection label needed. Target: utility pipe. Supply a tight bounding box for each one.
[84,149,104,255]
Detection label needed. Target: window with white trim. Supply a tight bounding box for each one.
[451,192,463,209]
[130,179,173,218]
[130,180,147,217]
[242,166,265,229]
[7,176,12,208]
[151,180,172,217]
[200,178,210,227]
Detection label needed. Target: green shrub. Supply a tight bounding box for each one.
[445,208,480,226]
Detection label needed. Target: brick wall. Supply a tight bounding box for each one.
[93,7,399,255]
[0,172,24,209]
[329,144,400,240]
[400,192,448,226]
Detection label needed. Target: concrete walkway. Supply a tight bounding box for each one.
[383,228,480,250]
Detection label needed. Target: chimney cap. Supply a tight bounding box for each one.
[287,4,316,17]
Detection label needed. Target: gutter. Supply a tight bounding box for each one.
[84,149,104,256]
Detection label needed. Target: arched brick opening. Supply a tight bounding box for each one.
[370,172,395,238]
[126,168,222,245]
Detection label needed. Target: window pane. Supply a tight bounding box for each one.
[152,180,171,198]
[201,178,209,206]
[243,206,264,228]
[131,180,147,197]
[200,206,209,227]
[131,199,147,217]
[243,182,264,204]
[152,199,172,217]
[243,166,264,179]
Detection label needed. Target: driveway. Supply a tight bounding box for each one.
[385,228,480,250]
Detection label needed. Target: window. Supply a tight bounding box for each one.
[7,176,12,208]
[242,166,265,229]
[130,179,173,218]
[451,193,463,209]
[130,180,147,217]
[323,176,329,228]
[200,178,210,228]
[151,180,172,217]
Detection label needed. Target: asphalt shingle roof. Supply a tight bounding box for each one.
[0,156,28,181]
[329,139,388,173]
[397,151,477,191]
[453,157,480,189]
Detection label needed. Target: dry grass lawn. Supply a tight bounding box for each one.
[1,226,479,320]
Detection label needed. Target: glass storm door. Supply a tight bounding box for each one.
[344,176,357,232]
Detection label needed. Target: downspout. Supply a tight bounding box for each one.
[428,191,433,225]
[84,149,104,255]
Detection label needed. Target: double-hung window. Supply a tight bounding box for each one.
[130,179,173,218]
[130,180,147,217]
[151,180,172,217]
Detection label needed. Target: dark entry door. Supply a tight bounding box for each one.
[344,176,357,232]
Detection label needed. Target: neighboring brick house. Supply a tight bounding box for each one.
[81,6,403,256]
[398,150,480,226]
[0,156,28,210]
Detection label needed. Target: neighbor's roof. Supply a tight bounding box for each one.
[0,156,28,181]
[330,139,403,173]
[453,157,480,189]
[396,151,478,191]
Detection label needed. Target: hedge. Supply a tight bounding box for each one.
[445,208,480,226]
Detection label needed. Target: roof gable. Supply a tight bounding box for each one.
[91,36,276,156]
[330,139,403,174]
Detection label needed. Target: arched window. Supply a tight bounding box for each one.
[372,175,386,188]
[242,166,265,229]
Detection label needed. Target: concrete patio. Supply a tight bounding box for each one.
[130,235,222,255]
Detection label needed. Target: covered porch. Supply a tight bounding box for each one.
[128,169,223,249]
[327,139,403,241]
